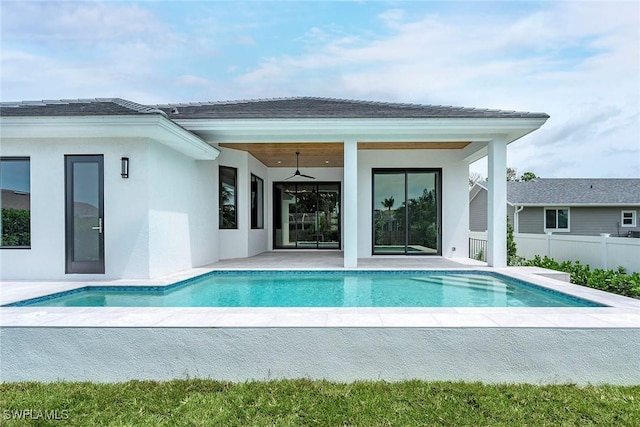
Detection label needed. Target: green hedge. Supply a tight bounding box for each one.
[525,255,640,299]
[1,208,30,246]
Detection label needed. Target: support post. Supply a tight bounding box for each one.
[343,139,358,268]
[487,137,507,267]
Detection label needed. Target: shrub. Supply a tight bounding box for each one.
[1,208,30,246]
[525,255,640,299]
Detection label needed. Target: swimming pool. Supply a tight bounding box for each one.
[6,271,603,308]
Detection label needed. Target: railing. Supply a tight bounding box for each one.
[469,237,487,261]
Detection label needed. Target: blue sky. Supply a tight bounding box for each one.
[1,0,638,178]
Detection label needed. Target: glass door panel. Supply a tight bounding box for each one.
[373,172,405,254]
[294,184,316,248]
[407,172,439,254]
[65,155,104,273]
[317,184,340,248]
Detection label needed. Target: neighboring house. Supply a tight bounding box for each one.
[0,97,548,280]
[470,179,640,237]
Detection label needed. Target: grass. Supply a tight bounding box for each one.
[1,379,639,426]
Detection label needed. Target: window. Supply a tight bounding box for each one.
[251,174,264,229]
[544,208,569,232]
[621,210,637,227]
[1,158,31,248]
[219,166,237,229]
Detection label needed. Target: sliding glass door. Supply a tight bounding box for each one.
[274,182,340,249]
[372,169,441,255]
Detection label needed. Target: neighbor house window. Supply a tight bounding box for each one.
[621,210,637,227]
[219,166,237,229]
[250,174,264,229]
[1,158,31,248]
[544,208,569,232]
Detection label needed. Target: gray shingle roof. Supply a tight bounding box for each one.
[0,97,549,119]
[154,97,550,119]
[0,98,167,117]
[1,96,549,120]
[503,179,640,205]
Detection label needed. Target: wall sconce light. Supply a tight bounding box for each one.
[121,157,129,178]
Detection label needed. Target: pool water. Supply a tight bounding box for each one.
[8,271,603,308]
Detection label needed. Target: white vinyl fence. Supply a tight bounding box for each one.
[515,233,640,273]
[468,232,640,273]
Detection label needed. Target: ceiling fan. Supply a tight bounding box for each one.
[285,151,315,180]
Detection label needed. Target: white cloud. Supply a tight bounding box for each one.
[234,2,639,177]
[1,1,637,177]
[2,2,173,44]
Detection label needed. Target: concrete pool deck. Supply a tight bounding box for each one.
[1,253,639,384]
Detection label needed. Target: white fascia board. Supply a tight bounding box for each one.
[0,115,219,160]
[176,117,549,144]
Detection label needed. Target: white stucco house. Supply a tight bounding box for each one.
[0,97,548,280]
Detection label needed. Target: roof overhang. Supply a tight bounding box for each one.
[0,115,220,160]
[176,117,548,162]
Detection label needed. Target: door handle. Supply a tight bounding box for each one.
[91,218,103,234]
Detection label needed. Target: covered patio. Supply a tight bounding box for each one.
[206,251,482,269]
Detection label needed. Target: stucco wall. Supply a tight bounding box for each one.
[2,327,638,385]
[217,147,250,259]
[357,149,469,259]
[0,137,218,280]
[147,142,218,277]
[0,138,151,280]
[248,154,269,257]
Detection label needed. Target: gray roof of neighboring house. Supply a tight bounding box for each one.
[0,98,167,117]
[1,97,549,120]
[1,189,30,210]
[474,178,640,205]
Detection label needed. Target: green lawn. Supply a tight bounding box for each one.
[1,379,638,426]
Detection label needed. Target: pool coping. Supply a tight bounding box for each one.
[1,267,638,329]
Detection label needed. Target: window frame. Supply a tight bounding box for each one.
[0,157,31,249]
[219,166,238,229]
[621,210,637,228]
[544,207,570,233]
[250,173,264,229]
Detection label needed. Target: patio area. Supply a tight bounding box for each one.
[206,251,483,269]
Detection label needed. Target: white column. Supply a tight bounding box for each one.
[343,139,358,268]
[487,137,507,267]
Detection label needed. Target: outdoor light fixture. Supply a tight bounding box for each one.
[121,157,129,178]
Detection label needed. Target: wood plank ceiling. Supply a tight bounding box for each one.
[218,142,470,167]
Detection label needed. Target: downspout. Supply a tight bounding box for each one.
[514,205,524,234]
